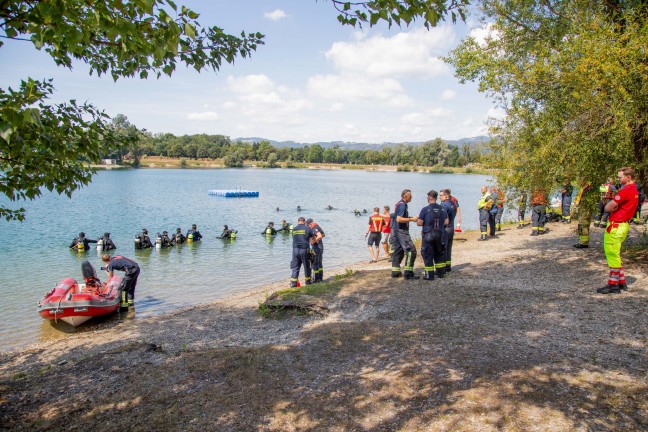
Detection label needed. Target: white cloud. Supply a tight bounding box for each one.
[441,89,456,100]
[264,9,287,21]
[186,111,219,121]
[401,108,454,127]
[470,23,498,47]
[307,74,411,107]
[324,27,454,79]
[226,74,275,94]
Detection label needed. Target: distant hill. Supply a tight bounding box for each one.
[234,136,490,150]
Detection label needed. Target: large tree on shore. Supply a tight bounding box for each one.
[446,0,648,194]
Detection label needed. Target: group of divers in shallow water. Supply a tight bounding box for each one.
[68,205,356,252]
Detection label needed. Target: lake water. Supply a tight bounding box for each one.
[0,168,492,351]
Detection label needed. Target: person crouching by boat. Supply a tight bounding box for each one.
[99,232,116,251]
[69,232,97,252]
[102,254,140,308]
[134,228,153,249]
[186,224,203,242]
[218,225,237,239]
[171,228,186,245]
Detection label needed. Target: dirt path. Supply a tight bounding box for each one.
[1,221,646,431]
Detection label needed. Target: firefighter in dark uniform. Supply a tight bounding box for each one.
[307,218,325,282]
[171,228,186,245]
[530,188,548,236]
[417,190,449,280]
[440,189,457,272]
[517,192,528,228]
[69,232,97,251]
[561,181,573,223]
[102,253,140,307]
[290,217,319,287]
[573,181,596,248]
[390,189,419,279]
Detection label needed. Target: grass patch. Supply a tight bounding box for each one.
[259,269,354,318]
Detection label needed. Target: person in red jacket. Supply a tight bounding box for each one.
[597,167,640,294]
[365,207,385,263]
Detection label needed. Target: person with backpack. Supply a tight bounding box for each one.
[99,232,117,251]
[417,190,449,280]
[69,232,97,251]
[171,228,186,245]
[440,189,457,272]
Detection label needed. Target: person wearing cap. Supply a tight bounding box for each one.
[171,228,186,245]
[100,232,117,251]
[134,228,153,249]
[290,216,318,287]
[262,221,277,236]
[307,218,325,282]
[186,224,202,242]
[69,232,97,251]
[218,225,236,239]
[391,189,419,279]
[102,253,140,307]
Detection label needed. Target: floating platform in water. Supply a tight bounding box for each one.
[208,190,259,198]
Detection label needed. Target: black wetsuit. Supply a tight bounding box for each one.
[107,255,140,303]
[171,232,186,245]
[69,237,97,251]
[186,229,202,241]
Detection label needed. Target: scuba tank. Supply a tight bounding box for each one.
[97,238,104,251]
[155,233,162,248]
[265,227,272,235]
[231,231,237,239]
[76,239,85,251]
[187,233,194,242]
[134,234,142,250]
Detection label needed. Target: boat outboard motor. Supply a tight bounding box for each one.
[81,260,101,288]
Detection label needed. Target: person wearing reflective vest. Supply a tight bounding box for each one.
[594,178,616,227]
[517,192,528,228]
[417,190,449,280]
[597,167,639,294]
[381,205,392,258]
[530,188,548,236]
[390,189,419,279]
[572,181,596,249]
[477,186,493,241]
[365,208,385,263]
[440,189,457,272]
[560,181,574,223]
[290,217,318,287]
[494,187,506,231]
[307,218,325,283]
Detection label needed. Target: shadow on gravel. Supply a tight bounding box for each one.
[1,222,647,431]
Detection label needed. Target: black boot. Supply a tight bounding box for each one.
[477,235,488,241]
[423,271,434,281]
[391,271,402,278]
[573,243,589,249]
[596,284,621,294]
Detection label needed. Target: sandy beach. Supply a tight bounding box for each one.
[1,219,646,431]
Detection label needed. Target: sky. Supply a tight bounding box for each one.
[0,1,498,144]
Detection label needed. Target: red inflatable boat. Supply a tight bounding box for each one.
[38,261,123,326]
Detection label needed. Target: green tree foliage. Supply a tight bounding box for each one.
[446,0,648,195]
[0,0,264,220]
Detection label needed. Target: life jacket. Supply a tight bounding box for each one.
[369,214,384,232]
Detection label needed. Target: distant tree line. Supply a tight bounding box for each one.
[107,116,483,169]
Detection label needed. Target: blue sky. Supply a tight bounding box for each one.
[0,1,498,144]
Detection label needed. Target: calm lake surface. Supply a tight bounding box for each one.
[0,168,492,351]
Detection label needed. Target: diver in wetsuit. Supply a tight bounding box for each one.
[218,225,237,239]
[277,219,291,233]
[69,232,97,251]
[186,224,203,242]
[158,231,173,248]
[134,228,154,249]
[99,232,117,251]
[171,228,186,245]
[263,222,277,235]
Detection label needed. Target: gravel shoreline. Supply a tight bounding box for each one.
[1,219,646,431]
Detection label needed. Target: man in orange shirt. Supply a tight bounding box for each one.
[366,207,385,262]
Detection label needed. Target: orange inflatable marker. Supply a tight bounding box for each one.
[454,223,463,233]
